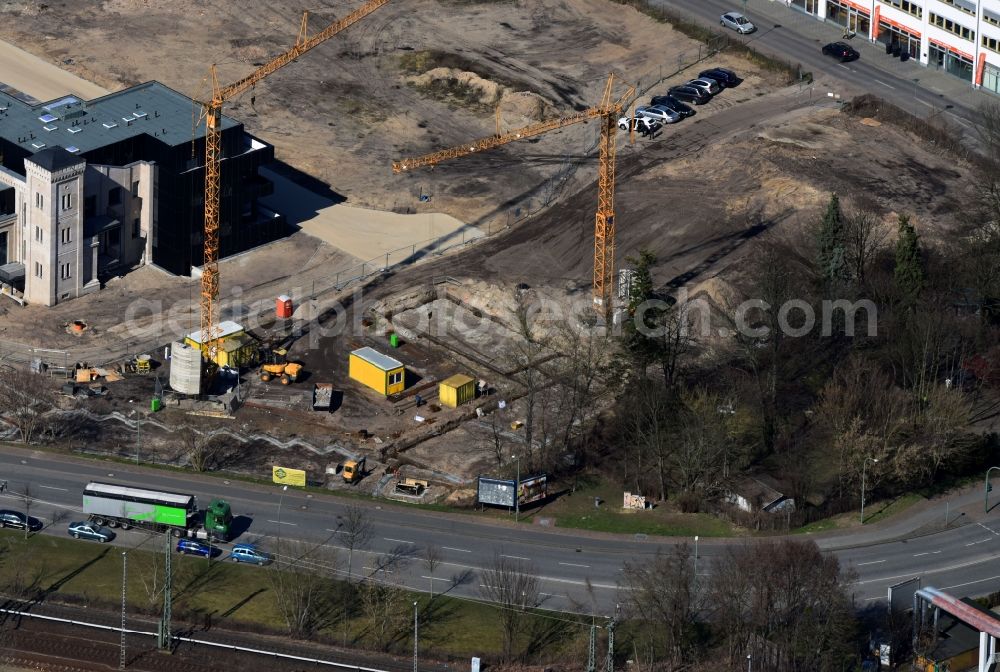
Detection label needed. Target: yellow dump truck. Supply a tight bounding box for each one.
[349,347,405,396]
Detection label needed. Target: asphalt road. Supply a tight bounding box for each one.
[654,0,981,135]
[3,448,1000,616]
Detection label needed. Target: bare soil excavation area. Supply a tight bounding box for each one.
[0,0,978,492]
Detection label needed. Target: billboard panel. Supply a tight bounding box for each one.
[272,466,307,487]
[518,474,547,505]
[477,477,516,507]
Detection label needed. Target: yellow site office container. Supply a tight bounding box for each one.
[349,347,405,396]
[439,374,475,408]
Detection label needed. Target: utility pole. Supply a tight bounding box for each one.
[586,621,596,672]
[860,457,878,524]
[986,466,1000,513]
[120,551,127,670]
[605,614,617,672]
[413,601,419,672]
[158,532,172,651]
[512,453,520,522]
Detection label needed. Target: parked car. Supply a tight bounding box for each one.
[635,105,682,125]
[822,41,860,62]
[667,85,711,105]
[176,539,215,558]
[649,95,695,117]
[686,77,721,95]
[0,510,41,531]
[720,12,756,34]
[68,521,114,543]
[229,543,271,566]
[617,115,662,133]
[699,67,741,87]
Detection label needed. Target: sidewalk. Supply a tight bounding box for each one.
[814,479,994,551]
[744,0,991,114]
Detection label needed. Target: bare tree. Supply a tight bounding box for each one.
[708,539,856,672]
[267,540,335,639]
[340,505,374,583]
[620,544,702,667]
[479,551,541,661]
[422,544,442,600]
[359,569,408,650]
[0,367,53,444]
[843,208,888,286]
[339,504,373,646]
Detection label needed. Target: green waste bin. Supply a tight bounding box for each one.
[150,398,162,412]
[389,333,399,348]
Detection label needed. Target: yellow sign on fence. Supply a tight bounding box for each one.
[272,466,306,487]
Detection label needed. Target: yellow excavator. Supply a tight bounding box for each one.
[259,348,303,385]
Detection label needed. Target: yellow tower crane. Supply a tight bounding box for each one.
[392,74,634,311]
[196,0,391,359]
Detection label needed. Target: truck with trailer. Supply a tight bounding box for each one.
[82,482,233,541]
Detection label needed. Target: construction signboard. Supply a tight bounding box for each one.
[272,466,307,487]
[477,477,516,508]
[518,474,547,505]
[477,474,547,508]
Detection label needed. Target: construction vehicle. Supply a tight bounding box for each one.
[259,348,303,385]
[395,476,428,496]
[82,482,233,541]
[194,0,391,363]
[393,74,634,313]
[342,457,366,484]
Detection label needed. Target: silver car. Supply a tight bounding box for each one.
[687,78,721,96]
[635,105,682,125]
[721,12,756,34]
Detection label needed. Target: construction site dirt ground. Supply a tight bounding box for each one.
[35,93,980,503]
[0,1,981,501]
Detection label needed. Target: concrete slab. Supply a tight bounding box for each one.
[260,167,482,263]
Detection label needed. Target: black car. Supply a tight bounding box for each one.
[699,67,741,87]
[822,42,860,62]
[649,95,695,117]
[667,85,711,105]
[0,510,41,531]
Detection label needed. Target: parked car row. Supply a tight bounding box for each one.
[62,520,273,565]
[618,66,741,136]
[665,67,741,106]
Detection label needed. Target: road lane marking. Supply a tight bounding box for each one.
[384,537,413,544]
[873,78,895,90]
[965,538,991,546]
[913,552,929,557]
[501,554,529,561]
[266,520,297,526]
[420,576,449,582]
[559,562,591,568]
[857,560,886,566]
[942,575,1000,591]
[38,485,68,492]
[326,528,345,533]
[917,99,934,108]
[854,553,1000,586]
[978,522,999,536]
[443,546,471,553]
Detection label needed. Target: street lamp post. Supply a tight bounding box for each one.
[986,467,1000,513]
[511,453,520,523]
[746,653,751,672]
[694,535,699,580]
[276,485,288,547]
[129,410,141,465]
[860,457,879,524]
[413,601,419,672]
